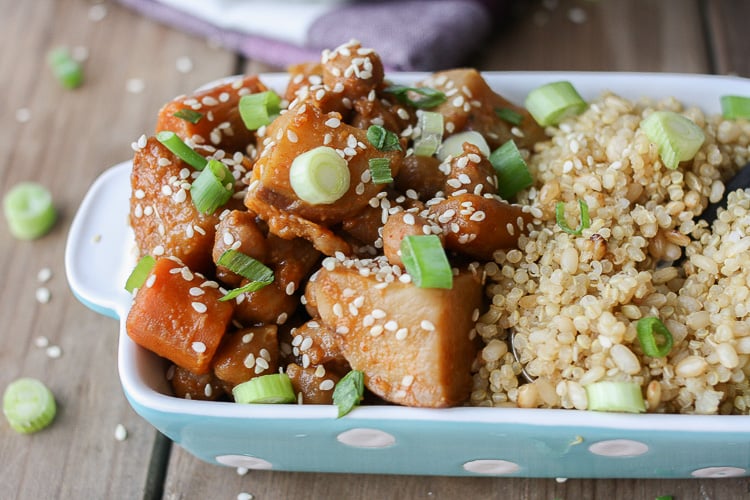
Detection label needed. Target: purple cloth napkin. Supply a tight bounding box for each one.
[116,0,495,71]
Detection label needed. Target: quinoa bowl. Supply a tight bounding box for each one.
[66,70,750,478]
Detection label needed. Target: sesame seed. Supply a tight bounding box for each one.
[384,320,398,332]
[255,357,269,372]
[114,424,128,441]
[175,56,193,73]
[204,384,213,398]
[34,336,49,348]
[145,274,157,288]
[315,365,326,377]
[35,287,51,304]
[421,320,436,331]
[325,117,341,128]
[287,130,299,143]
[372,309,386,319]
[192,341,206,353]
[319,379,335,391]
[401,375,414,387]
[242,332,255,344]
[369,325,384,337]
[126,78,145,94]
[15,108,31,123]
[396,328,408,340]
[191,302,207,313]
[46,345,62,359]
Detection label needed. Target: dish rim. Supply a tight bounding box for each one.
[66,70,750,433]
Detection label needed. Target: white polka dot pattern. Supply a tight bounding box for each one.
[215,454,273,470]
[463,459,520,475]
[588,439,649,457]
[336,428,396,448]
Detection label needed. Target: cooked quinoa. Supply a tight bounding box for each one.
[471,92,750,415]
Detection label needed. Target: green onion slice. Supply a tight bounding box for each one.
[124,255,156,293]
[368,158,393,184]
[3,182,57,240]
[400,234,453,289]
[3,378,57,434]
[414,110,444,157]
[636,317,674,358]
[190,159,234,214]
[525,81,587,127]
[289,146,350,205]
[640,111,705,170]
[489,140,533,200]
[721,95,750,120]
[232,373,296,404]
[366,125,402,152]
[217,249,274,301]
[238,90,281,131]
[555,199,590,236]
[173,108,203,124]
[585,381,646,413]
[495,107,523,126]
[156,130,208,170]
[384,85,446,109]
[47,47,83,89]
[332,370,364,418]
[437,130,491,161]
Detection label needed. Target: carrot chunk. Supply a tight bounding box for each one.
[125,257,234,374]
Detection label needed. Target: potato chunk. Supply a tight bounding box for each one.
[306,259,482,407]
[420,68,545,150]
[130,137,219,273]
[156,75,266,153]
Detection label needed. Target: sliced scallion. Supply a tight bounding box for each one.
[585,381,646,413]
[217,249,274,301]
[47,47,83,89]
[3,182,57,240]
[384,85,446,109]
[289,146,350,205]
[3,378,57,434]
[156,131,208,170]
[489,140,533,200]
[525,81,587,127]
[495,107,523,126]
[721,95,750,120]
[238,90,281,131]
[332,370,364,418]
[190,159,234,214]
[555,199,590,236]
[173,108,203,124]
[124,255,156,293]
[366,125,401,152]
[414,110,444,157]
[636,317,673,358]
[437,130,491,161]
[640,111,705,170]
[400,234,453,289]
[232,373,296,404]
[368,158,393,184]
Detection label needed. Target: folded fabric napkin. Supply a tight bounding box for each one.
[116,0,497,71]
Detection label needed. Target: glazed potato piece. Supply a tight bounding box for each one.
[321,40,385,104]
[284,61,323,103]
[156,75,267,153]
[381,211,441,267]
[212,325,279,391]
[394,155,445,200]
[290,320,347,374]
[441,142,498,197]
[350,96,414,133]
[213,210,269,287]
[245,103,404,225]
[130,137,218,273]
[126,257,234,375]
[306,261,483,407]
[429,193,531,261]
[169,365,225,401]
[233,236,320,326]
[286,363,341,404]
[420,68,545,150]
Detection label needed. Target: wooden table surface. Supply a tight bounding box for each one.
[2,0,750,498]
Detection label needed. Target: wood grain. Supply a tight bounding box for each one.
[0,0,236,498]
[2,0,750,499]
